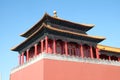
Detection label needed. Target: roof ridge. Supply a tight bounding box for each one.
[49,14,95,27]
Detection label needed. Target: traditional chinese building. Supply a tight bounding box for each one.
[10,11,120,80]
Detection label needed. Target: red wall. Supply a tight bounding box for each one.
[10,60,44,80]
[11,59,120,80]
[44,59,120,80]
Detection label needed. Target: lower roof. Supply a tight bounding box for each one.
[11,23,105,51]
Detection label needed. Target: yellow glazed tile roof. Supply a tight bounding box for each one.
[97,44,120,53]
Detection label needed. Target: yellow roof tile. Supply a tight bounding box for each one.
[97,44,120,53]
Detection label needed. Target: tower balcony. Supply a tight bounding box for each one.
[12,36,120,74]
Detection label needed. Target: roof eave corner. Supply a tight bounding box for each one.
[102,37,106,40]
[10,47,17,51]
[99,37,106,42]
[86,24,95,28]
[20,33,26,37]
[11,44,20,52]
[19,13,50,38]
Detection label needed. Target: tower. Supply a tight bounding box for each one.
[10,12,120,80]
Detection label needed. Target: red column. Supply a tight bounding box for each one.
[65,42,68,56]
[96,48,99,59]
[26,49,29,61]
[19,54,21,65]
[90,46,93,59]
[34,44,38,56]
[108,56,111,60]
[41,40,43,53]
[45,36,48,53]
[80,44,84,58]
[53,39,56,54]
[118,57,120,61]
[21,52,24,64]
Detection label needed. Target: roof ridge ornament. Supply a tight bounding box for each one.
[53,10,57,17]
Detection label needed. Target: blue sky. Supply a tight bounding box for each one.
[0,0,120,80]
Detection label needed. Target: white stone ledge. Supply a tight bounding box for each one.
[11,52,120,74]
